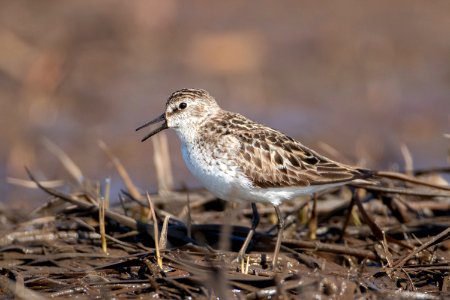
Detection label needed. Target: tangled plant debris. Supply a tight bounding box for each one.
[1,137,450,299]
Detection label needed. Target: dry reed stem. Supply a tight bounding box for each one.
[104,177,111,208]
[98,140,142,201]
[218,201,239,253]
[282,239,378,260]
[146,192,163,269]
[400,144,414,177]
[152,132,174,194]
[26,168,139,229]
[393,226,450,268]
[42,138,83,184]
[159,215,170,251]
[98,179,109,254]
[308,194,317,240]
[7,177,64,188]
[299,203,308,225]
[99,197,108,254]
[351,206,361,226]
[240,256,250,274]
[354,189,412,249]
[245,256,250,274]
[381,231,394,268]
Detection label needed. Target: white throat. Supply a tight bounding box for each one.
[172,125,199,147]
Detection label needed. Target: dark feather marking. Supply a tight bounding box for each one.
[317,165,348,172]
[254,157,262,168]
[274,152,284,165]
[288,154,300,167]
[243,152,251,162]
[304,156,319,165]
[268,135,277,143]
[203,111,370,189]
[246,145,255,155]
[261,142,270,151]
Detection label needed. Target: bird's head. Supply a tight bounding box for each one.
[136,88,220,142]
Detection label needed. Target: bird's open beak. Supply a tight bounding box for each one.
[136,113,168,142]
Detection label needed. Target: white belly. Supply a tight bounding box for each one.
[181,143,240,201]
[180,143,345,206]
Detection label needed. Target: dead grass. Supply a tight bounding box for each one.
[2,139,450,299]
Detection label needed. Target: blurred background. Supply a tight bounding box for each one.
[1,1,449,208]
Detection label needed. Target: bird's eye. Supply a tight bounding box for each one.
[179,102,187,109]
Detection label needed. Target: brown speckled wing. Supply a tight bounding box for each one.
[206,112,371,189]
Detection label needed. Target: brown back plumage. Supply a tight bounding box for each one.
[201,111,372,189]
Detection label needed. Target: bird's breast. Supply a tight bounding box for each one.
[180,141,245,200]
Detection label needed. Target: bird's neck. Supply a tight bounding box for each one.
[174,126,198,146]
[174,110,222,147]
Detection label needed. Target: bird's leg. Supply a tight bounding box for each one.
[236,202,260,262]
[339,191,357,240]
[272,205,285,268]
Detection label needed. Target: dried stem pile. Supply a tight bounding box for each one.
[2,136,450,299]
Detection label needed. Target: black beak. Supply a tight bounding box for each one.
[136,113,168,142]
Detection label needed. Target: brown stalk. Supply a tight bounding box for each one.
[98,140,142,201]
[281,238,377,260]
[307,194,317,240]
[99,197,108,254]
[42,138,84,184]
[152,132,174,195]
[146,192,163,269]
[26,167,138,230]
[353,189,413,250]
[159,215,170,251]
[104,178,111,209]
[400,144,414,176]
[381,231,394,268]
[7,177,64,189]
[392,226,450,268]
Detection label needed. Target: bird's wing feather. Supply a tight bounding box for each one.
[210,112,369,189]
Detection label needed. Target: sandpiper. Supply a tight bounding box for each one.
[136,88,373,267]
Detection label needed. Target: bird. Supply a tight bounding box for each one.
[136,88,373,268]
